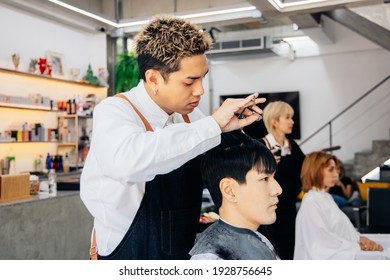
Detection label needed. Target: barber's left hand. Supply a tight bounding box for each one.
[212,93,266,133]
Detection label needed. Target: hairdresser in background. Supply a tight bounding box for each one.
[257,101,305,260]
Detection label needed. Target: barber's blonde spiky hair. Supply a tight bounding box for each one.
[135,15,212,73]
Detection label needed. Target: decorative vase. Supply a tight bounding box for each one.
[46,65,52,76]
[98,67,109,86]
[70,68,80,81]
[28,59,37,73]
[12,53,20,71]
[38,58,47,75]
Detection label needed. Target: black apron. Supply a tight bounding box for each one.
[99,95,203,259]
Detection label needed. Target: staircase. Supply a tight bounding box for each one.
[347,139,390,180]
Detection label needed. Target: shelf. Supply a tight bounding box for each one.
[0,67,108,89]
[0,141,58,144]
[0,102,57,112]
[58,114,92,119]
[58,142,77,146]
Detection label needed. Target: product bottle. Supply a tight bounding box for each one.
[57,155,64,172]
[67,99,72,114]
[52,155,58,171]
[45,153,52,170]
[71,99,77,115]
[34,154,43,172]
[8,155,16,174]
[63,153,70,173]
[48,168,57,195]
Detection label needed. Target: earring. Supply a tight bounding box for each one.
[153,89,158,96]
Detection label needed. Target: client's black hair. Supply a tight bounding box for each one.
[201,130,277,209]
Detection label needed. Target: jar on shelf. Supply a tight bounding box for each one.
[29,175,40,195]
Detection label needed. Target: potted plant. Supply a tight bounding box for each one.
[115,52,140,93]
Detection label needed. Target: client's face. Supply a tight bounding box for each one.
[235,169,282,231]
[322,159,339,189]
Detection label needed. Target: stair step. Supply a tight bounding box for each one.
[353,139,390,179]
[372,140,390,154]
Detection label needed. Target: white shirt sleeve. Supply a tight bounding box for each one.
[90,97,221,182]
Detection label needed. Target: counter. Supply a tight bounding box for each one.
[0,190,92,259]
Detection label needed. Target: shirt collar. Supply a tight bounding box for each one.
[264,133,291,156]
[129,80,173,129]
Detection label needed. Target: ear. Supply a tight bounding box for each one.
[220,178,238,203]
[271,118,278,128]
[145,69,161,89]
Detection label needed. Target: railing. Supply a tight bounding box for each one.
[300,75,390,149]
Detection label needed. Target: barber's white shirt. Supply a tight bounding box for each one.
[80,81,221,256]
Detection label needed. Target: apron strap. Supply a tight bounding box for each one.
[263,136,272,149]
[116,94,154,132]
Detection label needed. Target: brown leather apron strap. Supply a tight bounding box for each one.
[116,94,154,132]
[263,136,272,149]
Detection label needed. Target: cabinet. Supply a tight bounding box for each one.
[57,114,93,169]
[0,67,108,174]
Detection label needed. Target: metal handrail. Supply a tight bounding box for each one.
[300,74,390,147]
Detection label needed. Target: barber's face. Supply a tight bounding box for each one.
[157,54,209,115]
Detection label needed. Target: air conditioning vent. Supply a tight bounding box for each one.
[206,36,277,60]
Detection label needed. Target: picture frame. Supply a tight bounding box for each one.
[46,51,66,79]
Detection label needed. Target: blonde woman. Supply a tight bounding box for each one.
[257,101,305,259]
[294,151,384,259]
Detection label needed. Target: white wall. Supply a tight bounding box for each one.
[1,3,389,164]
[0,4,106,78]
[199,16,390,163]
[0,3,107,173]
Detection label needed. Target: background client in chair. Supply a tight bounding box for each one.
[294,151,384,259]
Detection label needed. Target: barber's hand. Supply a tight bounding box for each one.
[359,236,384,251]
[212,93,266,132]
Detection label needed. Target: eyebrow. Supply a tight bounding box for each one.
[186,69,209,80]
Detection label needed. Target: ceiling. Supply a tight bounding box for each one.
[1,0,389,51]
[1,0,387,33]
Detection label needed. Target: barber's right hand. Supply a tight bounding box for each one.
[212,93,266,133]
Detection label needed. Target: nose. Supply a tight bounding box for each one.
[193,81,204,97]
[271,178,283,196]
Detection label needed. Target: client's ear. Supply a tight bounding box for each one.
[220,178,238,202]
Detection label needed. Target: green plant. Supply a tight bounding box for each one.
[83,64,100,86]
[115,52,140,93]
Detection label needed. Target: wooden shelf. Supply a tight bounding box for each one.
[0,102,57,112]
[0,141,58,144]
[58,142,77,146]
[58,114,92,119]
[0,67,107,89]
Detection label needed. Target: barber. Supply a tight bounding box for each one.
[81,15,265,260]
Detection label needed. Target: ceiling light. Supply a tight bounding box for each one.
[49,1,257,31]
[48,0,119,27]
[270,0,327,9]
[268,0,365,12]
[178,6,256,20]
